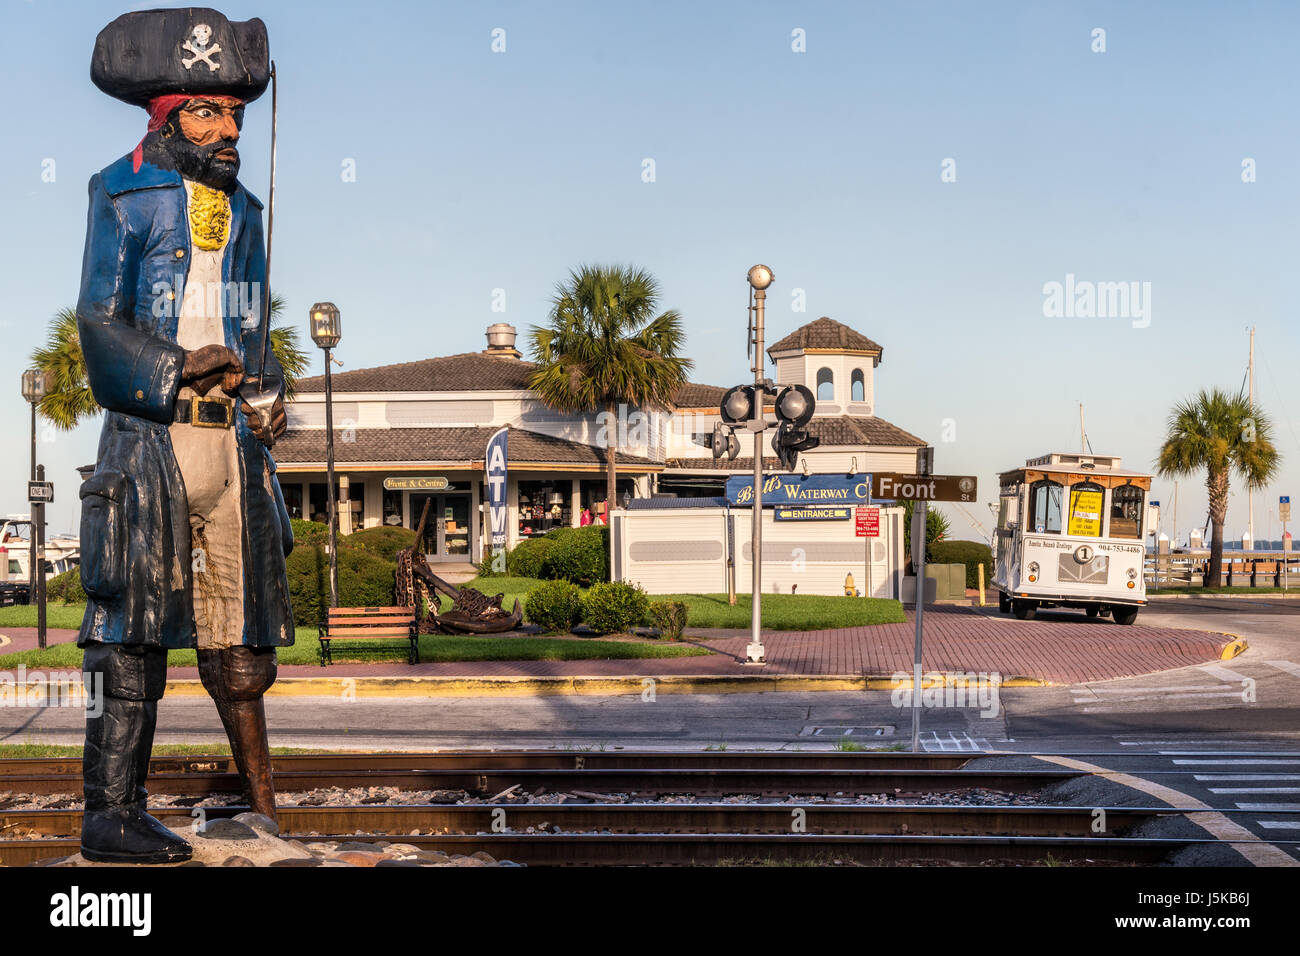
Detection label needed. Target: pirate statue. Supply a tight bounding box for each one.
[76,8,293,864]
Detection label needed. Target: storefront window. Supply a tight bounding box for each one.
[281,483,303,520]
[578,478,635,524]
[1110,484,1145,539]
[1067,481,1104,538]
[383,489,403,526]
[518,480,572,537]
[308,482,364,528]
[1028,480,1063,535]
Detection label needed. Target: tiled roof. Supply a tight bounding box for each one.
[295,352,535,393]
[296,352,716,410]
[806,416,926,447]
[767,317,883,355]
[274,425,659,469]
[663,456,785,472]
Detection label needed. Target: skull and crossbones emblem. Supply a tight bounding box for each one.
[181,23,222,72]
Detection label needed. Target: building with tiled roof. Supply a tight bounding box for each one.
[275,317,927,562]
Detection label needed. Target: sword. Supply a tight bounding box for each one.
[246,61,279,433]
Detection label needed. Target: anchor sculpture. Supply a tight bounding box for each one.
[395,499,522,634]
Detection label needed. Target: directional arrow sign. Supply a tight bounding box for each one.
[27,481,54,504]
[871,473,978,502]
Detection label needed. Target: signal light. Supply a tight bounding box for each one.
[770,384,819,471]
[710,422,740,461]
[720,385,757,424]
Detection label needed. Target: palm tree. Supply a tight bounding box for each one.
[527,264,693,511]
[1156,388,1280,587]
[31,294,308,429]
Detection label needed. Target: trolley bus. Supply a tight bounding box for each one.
[992,453,1151,625]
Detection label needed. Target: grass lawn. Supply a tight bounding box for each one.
[0,617,706,669]
[0,743,326,759]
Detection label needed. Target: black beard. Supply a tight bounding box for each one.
[139,125,240,191]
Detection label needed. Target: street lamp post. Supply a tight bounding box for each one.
[21,370,48,648]
[309,302,342,609]
[746,264,773,664]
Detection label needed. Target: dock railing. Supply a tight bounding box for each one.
[1144,550,1297,590]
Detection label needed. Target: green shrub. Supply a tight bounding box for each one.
[285,543,397,627]
[346,525,417,563]
[524,580,584,633]
[929,540,994,589]
[582,580,649,635]
[543,526,608,586]
[507,538,556,579]
[47,568,87,605]
[648,600,688,640]
[289,518,329,547]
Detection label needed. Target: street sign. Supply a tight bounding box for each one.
[485,428,509,547]
[855,506,879,537]
[27,481,53,504]
[1282,496,1291,522]
[871,473,977,502]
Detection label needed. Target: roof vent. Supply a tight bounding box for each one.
[484,322,521,359]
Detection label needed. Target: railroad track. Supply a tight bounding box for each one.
[1,751,1294,866]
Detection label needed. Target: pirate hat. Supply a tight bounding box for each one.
[91,8,270,107]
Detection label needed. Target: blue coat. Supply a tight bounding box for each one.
[76,154,295,649]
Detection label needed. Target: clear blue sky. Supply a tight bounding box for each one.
[2,0,1297,542]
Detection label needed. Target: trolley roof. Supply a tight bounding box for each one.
[998,452,1152,489]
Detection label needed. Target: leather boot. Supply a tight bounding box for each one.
[198,646,278,822]
[81,645,191,864]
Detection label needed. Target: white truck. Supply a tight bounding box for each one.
[992,453,1150,625]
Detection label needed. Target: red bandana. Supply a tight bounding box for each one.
[132,94,245,173]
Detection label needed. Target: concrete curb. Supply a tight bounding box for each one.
[156,672,1056,698]
[1147,592,1300,601]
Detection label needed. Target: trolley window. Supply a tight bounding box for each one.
[1067,481,1104,537]
[1028,480,1063,534]
[1110,483,1144,539]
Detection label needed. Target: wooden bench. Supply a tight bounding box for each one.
[318,606,419,666]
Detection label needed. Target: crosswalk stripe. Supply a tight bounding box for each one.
[1200,665,1251,682]
[1209,787,1300,794]
[1259,821,1300,830]
[1173,759,1300,766]
[1264,660,1300,678]
[1072,685,1228,693]
[1195,774,1300,781]
[1236,803,1300,811]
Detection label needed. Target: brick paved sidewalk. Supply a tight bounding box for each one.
[0,605,1234,686]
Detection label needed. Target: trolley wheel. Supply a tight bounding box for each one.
[1112,606,1140,626]
[998,591,1012,614]
[1012,599,1037,621]
[1085,606,1100,619]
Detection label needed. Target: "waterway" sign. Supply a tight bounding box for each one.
[726,473,871,507]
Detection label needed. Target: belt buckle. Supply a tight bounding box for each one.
[190,395,234,429]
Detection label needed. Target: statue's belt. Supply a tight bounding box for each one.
[173,394,235,429]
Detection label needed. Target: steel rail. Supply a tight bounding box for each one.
[0,832,1255,868]
[0,803,1173,840]
[0,767,1083,797]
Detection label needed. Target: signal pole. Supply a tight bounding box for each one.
[745,264,773,664]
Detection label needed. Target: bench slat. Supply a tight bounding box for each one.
[326,628,415,638]
[329,606,411,615]
[326,616,415,625]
